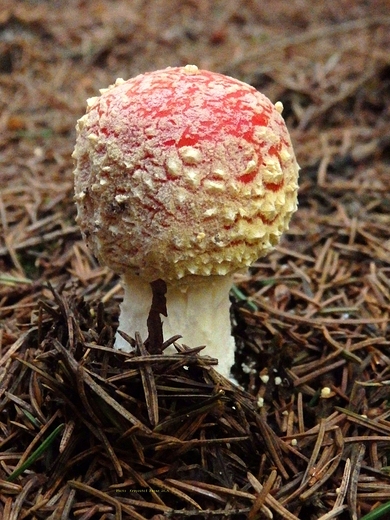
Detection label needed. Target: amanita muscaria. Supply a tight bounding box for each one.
[73,65,299,378]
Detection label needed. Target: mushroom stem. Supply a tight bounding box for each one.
[115,273,235,377]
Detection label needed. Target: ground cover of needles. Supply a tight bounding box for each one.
[1,2,390,519]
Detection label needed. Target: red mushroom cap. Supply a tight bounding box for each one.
[73,65,299,282]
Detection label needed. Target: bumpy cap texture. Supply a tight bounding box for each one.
[73,65,299,282]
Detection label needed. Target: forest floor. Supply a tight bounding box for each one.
[1,1,390,519]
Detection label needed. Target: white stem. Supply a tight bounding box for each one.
[114,274,235,378]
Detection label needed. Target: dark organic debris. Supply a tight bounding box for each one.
[0,285,389,518]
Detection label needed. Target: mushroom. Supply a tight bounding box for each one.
[73,65,299,378]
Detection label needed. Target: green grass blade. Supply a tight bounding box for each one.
[7,423,64,482]
[360,501,390,520]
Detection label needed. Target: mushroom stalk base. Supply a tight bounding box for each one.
[114,274,235,378]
